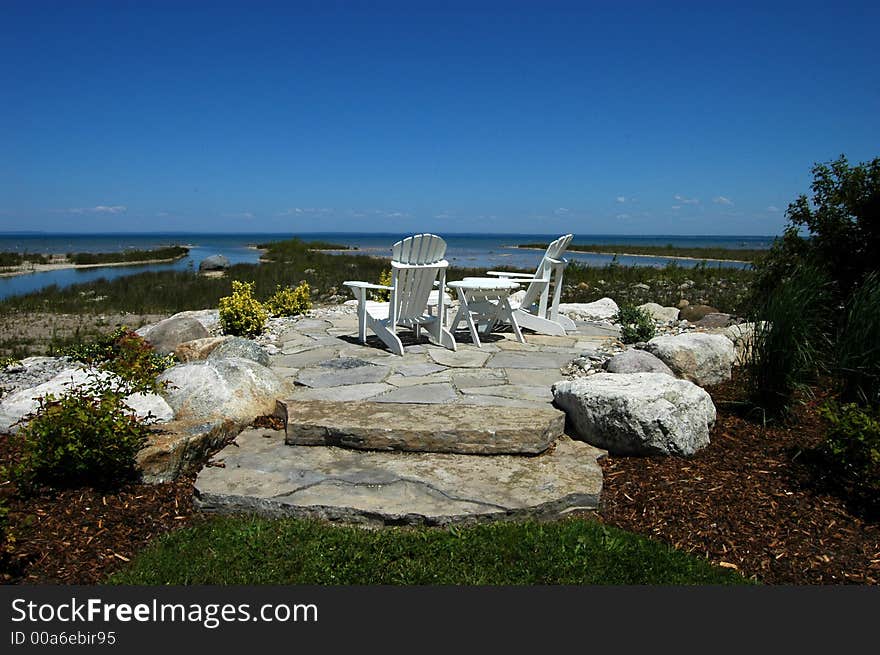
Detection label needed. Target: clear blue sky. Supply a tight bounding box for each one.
[1,1,878,235]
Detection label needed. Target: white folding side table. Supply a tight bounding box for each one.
[447,277,524,347]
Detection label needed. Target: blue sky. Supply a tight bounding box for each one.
[1,1,878,236]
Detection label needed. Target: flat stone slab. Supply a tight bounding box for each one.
[427,349,491,368]
[372,382,458,404]
[280,399,565,454]
[295,362,390,388]
[195,429,603,525]
[288,383,393,402]
[486,351,574,370]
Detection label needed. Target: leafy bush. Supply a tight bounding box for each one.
[817,402,880,515]
[745,266,831,415]
[835,272,880,405]
[60,326,174,393]
[371,269,393,302]
[753,154,880,305]
[266,282,312,317]
[614,304,655,344]
[11,375,152,491]
[218,280,268,337]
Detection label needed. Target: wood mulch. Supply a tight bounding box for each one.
[2,375,878,585]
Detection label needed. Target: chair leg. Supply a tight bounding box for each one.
[372,320,405,356]
[426,320,457,351]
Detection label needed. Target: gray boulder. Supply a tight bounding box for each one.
[645,333,735,386]
[552,372,716,456]
[696,312,733,328]
[174,336,230,363]
[558,297,620,322]
[605,349,674,376]
[207,337,270,367]
[199,254,230,273]
[0,367,173,433]
[679,304,720,322]
[158,357,290,425]
[142,315,210,355]
[637,302,680,324]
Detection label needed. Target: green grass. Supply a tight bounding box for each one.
[520,242,764,262]
[108,516,752,585]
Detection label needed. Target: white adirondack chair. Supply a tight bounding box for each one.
[344,234,457,356]
[482,233,576,336]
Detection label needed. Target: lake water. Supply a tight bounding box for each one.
[0,232,772,301]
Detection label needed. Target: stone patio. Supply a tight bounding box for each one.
[194,308,618,525]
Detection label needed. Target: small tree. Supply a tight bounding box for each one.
[755,154,880,302]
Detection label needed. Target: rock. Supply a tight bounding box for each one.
[679,304,720,322]
[0,367,173,433]
[158,357,290,424]
[137,418,241,483]
[195,430,604,525]
[142,315,210,355]
[552,372,716,456]
[0,356,74,397]
[696,312,733,328]
[198,254,230,273]
[137,310,220,339]
[631,283,650,290]
[558,298,619,322]
[208,337,270,367]
[604,350,675,376]
[677,299,690,309]
[174,337,230,362]
[281,399,564,454]
[644,333,735,386]
[637,302,680,323]
[722,322,761,365]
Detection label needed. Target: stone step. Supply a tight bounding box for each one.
[278,399,565,455]
[195,428,604,526]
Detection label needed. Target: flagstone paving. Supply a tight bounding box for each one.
[195,309,620,525]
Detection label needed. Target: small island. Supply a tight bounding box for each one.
[0,245,190,277]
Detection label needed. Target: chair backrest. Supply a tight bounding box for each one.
[519,234,573,309]
[390,234,448,323]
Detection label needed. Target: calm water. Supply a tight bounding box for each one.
[0,232,772,301]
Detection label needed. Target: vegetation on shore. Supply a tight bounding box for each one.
[0,252,51,268]
[519,242,764,262]
[1,246,188,270]
[108,515,749,585]
[66,245,189,265]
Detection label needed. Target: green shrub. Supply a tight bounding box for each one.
[835,272,880,405]
[371,269,393,302]
[266,282,312,317]
[218,280,268,337]
[614,304,656,344]
[11,375,152,491]
[817,402,880,515]
[745,265,831,416]
[60,326,174,393]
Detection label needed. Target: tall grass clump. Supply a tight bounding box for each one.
[745,265,832,416]
[835,272,880,405]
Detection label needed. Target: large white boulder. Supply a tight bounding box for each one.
[644,333,735,386]
[552,372,716,456]
[558,297,619,322]
[0,367,173,433]
[158,357,290,425]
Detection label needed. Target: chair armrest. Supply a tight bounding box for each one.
[343,281,394,291]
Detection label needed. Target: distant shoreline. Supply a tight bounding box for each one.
[0,255,187,278]
[514,245,753,264]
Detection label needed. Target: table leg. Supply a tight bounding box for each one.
[451,289,482,347]
[499,296,525,343]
